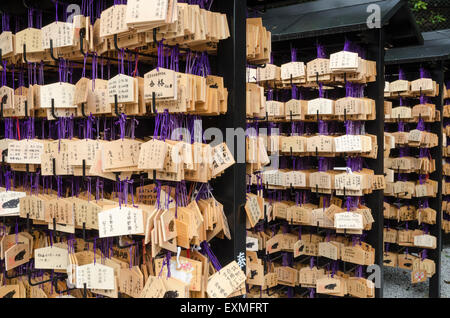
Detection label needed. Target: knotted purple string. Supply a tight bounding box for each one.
[346,196,358,211]
[318,83,324,98]
[2,13,10,32]
[356,265,363,278]
[421,249,427,261]
[398,120,405,132]
[343,39,351,52]
[398,68,405,81]
[115,114,127,140]
[318,120,328,135]
[420,67,430,79]
[200,241,222,271]
[317,44,326,59]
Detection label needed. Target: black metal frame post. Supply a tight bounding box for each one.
[365,27,386,299]
[211,0,247,270]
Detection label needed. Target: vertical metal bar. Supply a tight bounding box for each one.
[365,27,385,298]
[211,0,247,272]
[429,61,444,298]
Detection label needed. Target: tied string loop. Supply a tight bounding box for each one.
[159,110,170,141]
[318,83,324,99]
[318,157,333,172]
[195,183,209,202]
[82,0,87,16]
[398,68,405,81]
[158,252,172,278]
[346,196,359,212]
[5,171,12,191]
[157,40,165,71]
[118,49,125,75]
[331,261,337,278]
[282,252,292,267]
[291,84,298,100]
[96,177,104,201]
[154,113,162,140]
[343,38,351,52]
[417,118,425,131]
[356,265,363,278]
[56,176,63,199]
[1,61,6,87]
[267,89,273,101]
[199,52,210,77]
[115,113,127,140]
[130,117,139,139]
[316,43,326,59]
[39,62,44,85]
[2,13,10,33]
[421,249,428,261]
[200,241,222,271]
[28,8,34,29]
[420,67,430,79]
[37,10,42,29]
[126,179,137,208]
[291,47,297,62]
[346,157,363,173]
[85,114,95,140]
[398,119,405,132]
[318,120,328,135]
[155,181,162,209]
[92,53,97,91]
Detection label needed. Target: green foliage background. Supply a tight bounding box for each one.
[409,0,448,31]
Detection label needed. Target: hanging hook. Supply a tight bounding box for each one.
[24,100,29,118]
[52,158,56,178]
[51,99,59,120]
[81,103,88,118]
[28,269,54,287]
[49,39,59,62]
[23,44,29,64]
[0,97,4,119]
[79,28,87,57]
[82,159,86,179]
[152,92,157,114]
[114,95,120,117]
